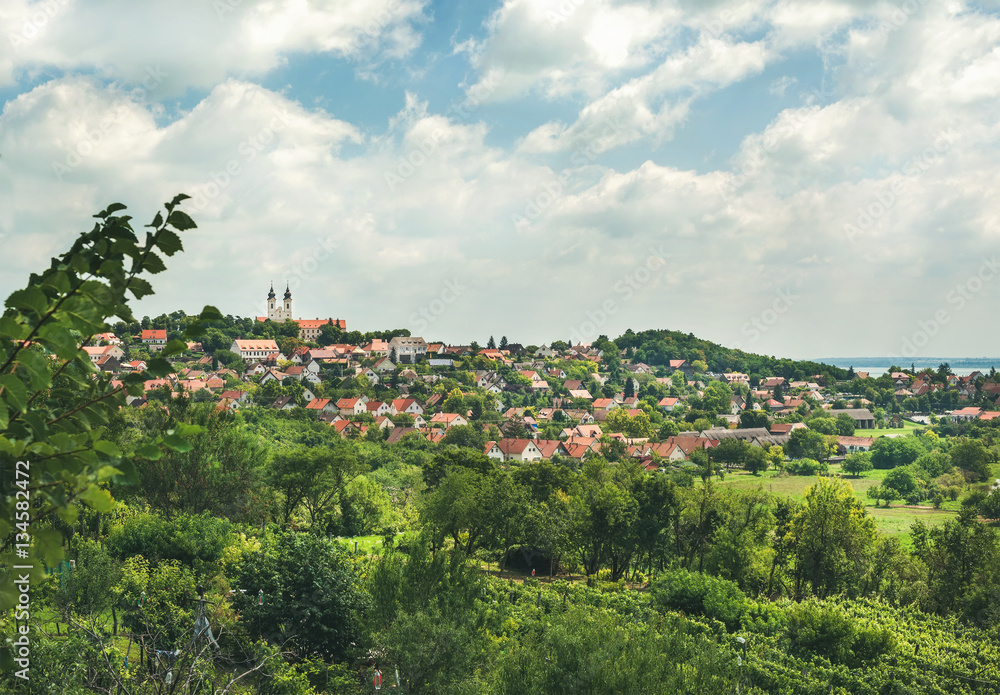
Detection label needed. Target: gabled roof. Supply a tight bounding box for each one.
[142,329,167,341]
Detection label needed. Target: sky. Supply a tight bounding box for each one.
[1,0,999,360]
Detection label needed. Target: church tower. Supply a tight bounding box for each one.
[266,283,277,319]
[283,284,292,319]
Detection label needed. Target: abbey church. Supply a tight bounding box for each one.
[258,284,347,341]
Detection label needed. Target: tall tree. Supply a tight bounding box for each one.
[789,478,877,597]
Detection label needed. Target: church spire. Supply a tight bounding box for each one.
[267,283,276,300]
[283,283,292,300]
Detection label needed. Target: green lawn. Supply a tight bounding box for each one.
[859,419,924,437]
[719,465,957,540]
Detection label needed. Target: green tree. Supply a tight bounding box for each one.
[122,403,269,523]
[787,428,833,461]
[789,478,878,597]
[836,412,857,436]
[842,452,874,477]
[949,438,995,482]
[870,436,926,469]
[232,529,367,661]
[882,466,922,503]
[739,410,770,429]
[701,380,733,415]
[0,196,216,614]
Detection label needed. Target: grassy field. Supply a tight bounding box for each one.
[860,419,923,437]
[719,464,959,541]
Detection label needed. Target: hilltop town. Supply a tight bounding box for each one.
[79,288,1000,470]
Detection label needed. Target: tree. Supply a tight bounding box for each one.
[949,438,995,482]
[214,348,244,371]
[882,466,922,503]
[499,335,509,350]
[487,336,496,349]
[739,410,770,429]
[787,428,834,461]
[440,424,488,451]
[842,452,874,477]
[871,436,926,469]
[122,403,269,523]
[835,412,856,436]
[789,478,877,597]
[745,446,769,475]
[701,380,733,415]
[0,196,217,614]
[232,529,368,661]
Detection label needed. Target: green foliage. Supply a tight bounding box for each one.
[0,196,219,612]
[56,538,122,617]
[842,451,873,477]
[882,466,923,503]
[786,428,833,461]
[786,599,895,666]
[786,458,827,476]
[105,511,233,574]
[651,568,750,629]
[232,529,368,661]
[949,438,995,482]
[121,403,270,523]
[870,436,926,469]
[738,409,770,429]
[116,555,198,643]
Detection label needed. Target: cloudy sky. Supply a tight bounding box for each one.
[1,0,999,359]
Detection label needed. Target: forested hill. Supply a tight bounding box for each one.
[603,328,849,383]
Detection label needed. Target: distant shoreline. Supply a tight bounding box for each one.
[811,358,999,377]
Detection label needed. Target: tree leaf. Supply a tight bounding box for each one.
[135,443,162,460]
[162,432,194,453]
[156,229,184,256]
[167,210,197,231]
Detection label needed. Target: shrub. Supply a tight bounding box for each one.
[651,569,749,629]
[787,458,828,476]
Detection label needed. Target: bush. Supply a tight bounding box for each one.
[106,512,233,575]
[787,458,828,476]
[786,599,895,666]
[651,569,749,629]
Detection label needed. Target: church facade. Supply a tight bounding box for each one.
[259,284,347,340]
[267,284,294,322]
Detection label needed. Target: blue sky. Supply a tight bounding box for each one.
[1,0,999,359]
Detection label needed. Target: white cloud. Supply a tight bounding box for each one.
[0,0,427,92]
[3,1,1000,358]
[518,35,771,153]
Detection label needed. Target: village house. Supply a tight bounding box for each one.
[141,329,167,352]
